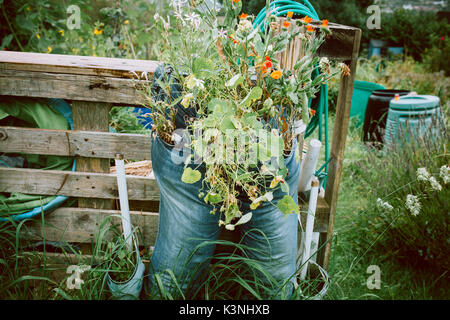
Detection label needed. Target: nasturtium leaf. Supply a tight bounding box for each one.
[226,74,244,89]
[208,98,234,114]
[193,58,214,78]
[280,181,289,194]
[205,192,223,204]
[220,116,235,132]
[240,86,263,107]
[234,212,253,226]
[258,145,271,163]
[225,212,253,231]
[277,195,299,215]
[181,167,202,184]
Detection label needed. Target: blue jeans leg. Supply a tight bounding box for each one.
[239,143,301,298]
[147,134,301,299]
[147,135,220,298]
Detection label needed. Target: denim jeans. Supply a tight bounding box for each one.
[147,133,300,298]
[146,64,301,298]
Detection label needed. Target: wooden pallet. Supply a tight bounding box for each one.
[0,21,361,271]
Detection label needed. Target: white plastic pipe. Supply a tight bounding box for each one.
[115,153,133,250]
[298,139,322,193]
[300,177,319,280]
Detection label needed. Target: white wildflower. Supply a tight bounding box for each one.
[185,12,202,29]
[440,165,449,184]
[174,11,185,25]
[237,19,253,34]
[405,194,421,216]
[161,16,171,31]
[319,57,331,74]
[170,0,187,11]
[154,13,160,22]
[194,78,205,90]
[217,28,227,39]
[376,198,393,212]
[416,167,430,182]
[429,176,442,191]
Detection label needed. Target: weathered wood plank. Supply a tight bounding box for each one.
[0,51,159,78]
[72,101,114,210]
[321,28,362,270]
[298,197,330,233]
[0,167,160,201]
[0,69,149,105]
[0,126,152,160]
[22,207,159,247]
[22,200,329,247]
[315,22,359,60]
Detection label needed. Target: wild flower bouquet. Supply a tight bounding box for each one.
[144,0,342,230]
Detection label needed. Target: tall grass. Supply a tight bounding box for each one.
[1,211,328,300]
[326,112,449,300]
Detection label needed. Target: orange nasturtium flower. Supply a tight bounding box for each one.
[270,70,282,80]
[306,25,316,33]
[287,11,294,19]
[303,16,313,24]
[283,21,291,28]
[261,65,268,74]
[232,0,240,3]
[322,19,329,27]
[239,13,248,19]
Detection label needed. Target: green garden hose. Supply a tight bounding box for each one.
[253,0,330,185]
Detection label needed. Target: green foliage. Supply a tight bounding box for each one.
[422,35,450,77]
[367,9,449,62]
[0,0,166,59]
[109,106,150,134]
[103,235,138,283]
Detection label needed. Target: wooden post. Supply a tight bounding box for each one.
[72,101,114,210]
[318,29,362,270]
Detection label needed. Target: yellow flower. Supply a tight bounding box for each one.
[94,28,103,35]
[46,46,52,53]
[72,48,79,54]
[26,6,31,11]
[58,29,64,36]
[124,19,129,25]
[36,34,41,39]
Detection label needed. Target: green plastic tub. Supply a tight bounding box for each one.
[350,80,385,127]
[384,95,443,148]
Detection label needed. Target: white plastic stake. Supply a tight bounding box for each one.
[114,153,132,250]
[300,177,319,280]
[298,139,322,193]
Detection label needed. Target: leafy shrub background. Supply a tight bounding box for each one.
[0,0,165,59]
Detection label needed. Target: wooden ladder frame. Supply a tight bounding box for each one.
[0,21,361,272]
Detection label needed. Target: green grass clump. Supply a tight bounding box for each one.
[327,115,449,300]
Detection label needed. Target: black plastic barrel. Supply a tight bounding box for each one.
[362,90,411,146]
